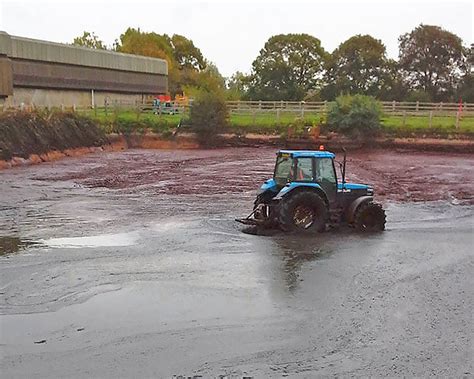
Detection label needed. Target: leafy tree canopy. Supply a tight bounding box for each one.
[72,31,107,50]
[116,27,173,61]
[225,71,251,100]
[322,35,393,100]
[247,34,327,101]
[398,24,466,101]
[170,34,206,71]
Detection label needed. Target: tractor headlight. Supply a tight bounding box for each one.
[367,186,374,195]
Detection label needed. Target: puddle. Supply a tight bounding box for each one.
[41,232,138,249]
[0,236,39,256]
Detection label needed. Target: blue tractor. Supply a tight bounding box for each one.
[236,149,386,232]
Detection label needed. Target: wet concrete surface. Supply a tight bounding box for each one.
[1,147,473,377]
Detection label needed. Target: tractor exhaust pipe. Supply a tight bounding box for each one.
[342,147,347,186]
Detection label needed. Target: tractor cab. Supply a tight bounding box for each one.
[273,150,339,204]
[237,149,385,232]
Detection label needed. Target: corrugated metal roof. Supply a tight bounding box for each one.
[0,32,167,75]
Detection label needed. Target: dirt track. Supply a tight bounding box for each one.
[1,147,473,377]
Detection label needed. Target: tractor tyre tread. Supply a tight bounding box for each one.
[354,202,386,232]
[278,191,328,233]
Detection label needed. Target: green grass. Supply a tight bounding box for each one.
[381,115,474,135]
[80,108,474,137]
[229,112,324,134]
[79,108,184,134]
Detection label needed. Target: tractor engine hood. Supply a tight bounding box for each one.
[338,182,374,195]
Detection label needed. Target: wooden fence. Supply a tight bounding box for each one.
[226,100,474,117]
[5,99,474,118]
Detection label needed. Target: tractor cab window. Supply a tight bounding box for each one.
[316,158,336,184]
[294,158,314,181]
[274,155,294,186]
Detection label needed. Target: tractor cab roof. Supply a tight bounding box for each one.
[278,150,335,159]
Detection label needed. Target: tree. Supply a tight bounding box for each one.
[456,74,474,102]
[182,61,226,97]
[398,24,466,101]
[247,34,327,101]
[455,44,474,102]
[321,35,394,100]
[115,28,211,96]
[377,59,409,101]
[170,34,206,71]
[116,27,174,60]
[225,71,251,100]
[72,31,106,49]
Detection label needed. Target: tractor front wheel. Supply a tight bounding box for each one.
[354,202,386,232]
[279,191,328,232]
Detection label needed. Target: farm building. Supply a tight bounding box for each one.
[0,32,168,108]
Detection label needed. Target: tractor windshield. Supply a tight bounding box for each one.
[274,154,293,186]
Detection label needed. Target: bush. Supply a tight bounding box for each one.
[189,90,229,145]
[327,95,382,138]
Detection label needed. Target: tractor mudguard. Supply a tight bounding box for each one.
[274,182,324,200]
[346,196,374,224]
[258,178,278,195]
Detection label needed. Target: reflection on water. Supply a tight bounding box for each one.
[41,232,138,249]
[0,236,38,256]
[273,235,334,292]
[0,231,139,255]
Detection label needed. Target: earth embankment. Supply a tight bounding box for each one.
[0,111,109,164]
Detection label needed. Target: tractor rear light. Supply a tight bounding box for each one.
[319,145,324,151]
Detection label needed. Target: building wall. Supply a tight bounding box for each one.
[0,55,13,96]
[4,88,148,108]
[0,32,168,106]
[12,59,167,93]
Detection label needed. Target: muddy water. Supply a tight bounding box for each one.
[1,148,473,377]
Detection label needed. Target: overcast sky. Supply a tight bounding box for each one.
[1,0,472,77]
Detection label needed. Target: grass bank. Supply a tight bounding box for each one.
[81,108,474,138]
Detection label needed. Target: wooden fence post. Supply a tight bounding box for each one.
[300,101,304,117]
[416,101,419,112]
[392,100,396,112]
[429,111,433,128]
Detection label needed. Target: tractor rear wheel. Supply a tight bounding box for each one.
[354,202,386,232]
[279,191,328,232]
